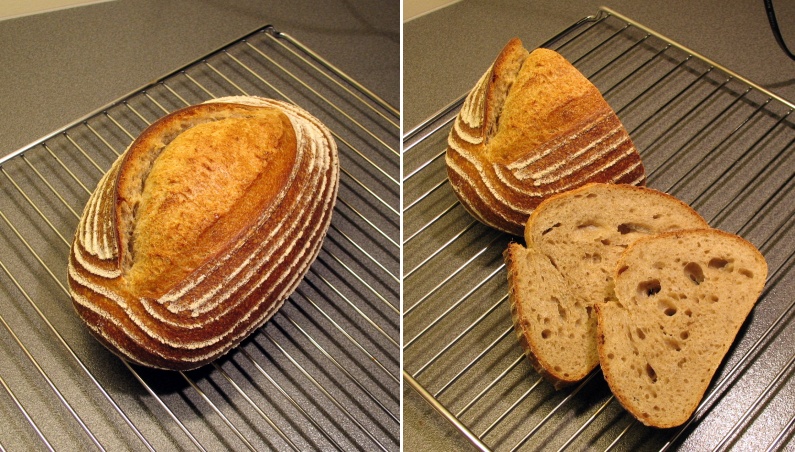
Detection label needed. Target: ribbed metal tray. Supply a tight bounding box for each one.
[403,7,795,451]
[0,25,399,450]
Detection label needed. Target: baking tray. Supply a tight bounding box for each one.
[403,7,795,451]
[0,25,399,450]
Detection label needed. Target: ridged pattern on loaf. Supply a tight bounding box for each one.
[446,39,645,236]
[67,97,339,370]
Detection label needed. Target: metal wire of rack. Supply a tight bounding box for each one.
[403,7,795,451]
[0,25,399,450]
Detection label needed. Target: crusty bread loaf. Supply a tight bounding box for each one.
[446,38,646,236]
[596,229,767,428]
[67,96,339,370]
[505,183,708,388]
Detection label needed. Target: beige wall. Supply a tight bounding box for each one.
[0,0,113,21]
[404,0,461,22]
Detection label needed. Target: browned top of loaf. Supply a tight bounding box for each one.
[116,103,297,298]
[487,47,611,164]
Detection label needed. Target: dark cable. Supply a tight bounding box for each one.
[764,0,795,61]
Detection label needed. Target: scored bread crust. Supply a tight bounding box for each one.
[506,183,709,388]
[595,229,767,428]
[67,96,339,370]
[446,38,646,236]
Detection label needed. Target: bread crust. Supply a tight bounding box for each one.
[446,39,645,236]
[67,96,339,370]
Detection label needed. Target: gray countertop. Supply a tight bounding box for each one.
[404,1,795,450]
[0,0,399,157]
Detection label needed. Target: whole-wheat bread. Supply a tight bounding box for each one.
[505,183,709,388]
[446,39,645,236]
[68,96,339,370]
[596,229,767,428]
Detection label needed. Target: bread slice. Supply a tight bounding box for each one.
[595,229,767,428]
[505,183,709,388]
[446,38,645,236]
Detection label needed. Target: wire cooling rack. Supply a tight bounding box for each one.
[0,25,399,450]
[403,7,795,451]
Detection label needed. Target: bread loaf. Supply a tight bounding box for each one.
[596,229,767,427]
[505,183,708,388]
[67,96,339,370]
[446,38,646,236]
